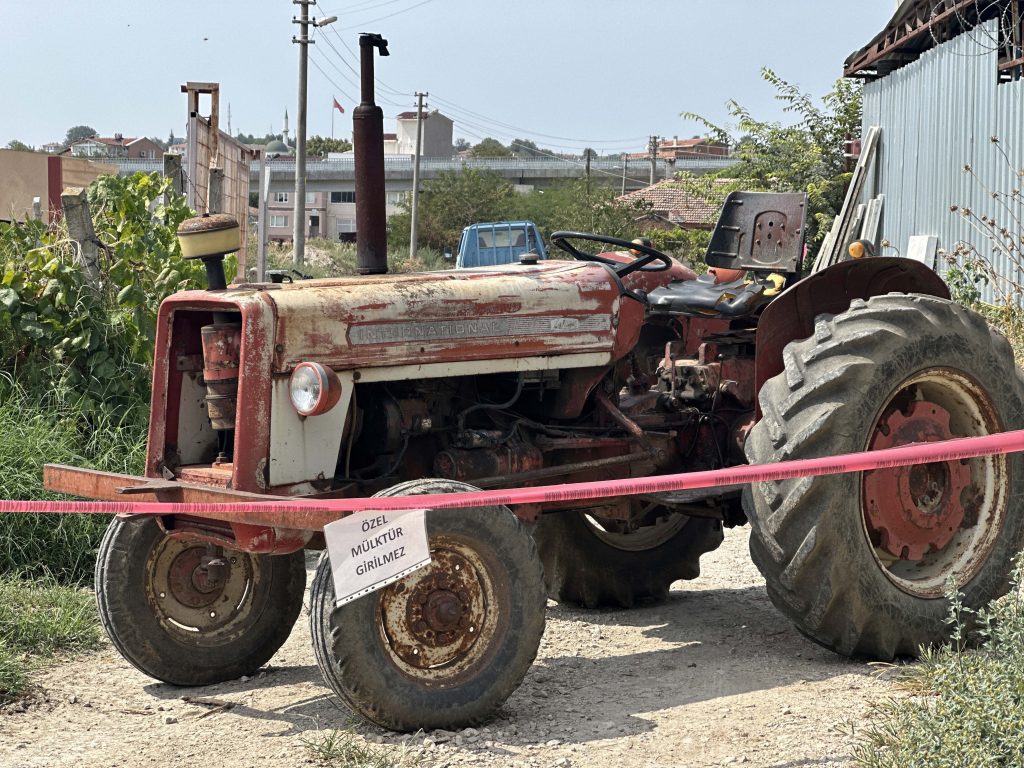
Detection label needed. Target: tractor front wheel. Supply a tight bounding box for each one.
[744,294,1024,659]
[309,479,546,731]
[95,517,306,685]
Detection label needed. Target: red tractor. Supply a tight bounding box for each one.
[45,38,1024,731]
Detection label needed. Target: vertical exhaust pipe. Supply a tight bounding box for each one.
[354,33,390,275]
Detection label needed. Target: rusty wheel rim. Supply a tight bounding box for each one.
[146,538,258,644]
[861,368,1008,598]
[377,535,500,682]
[582,508,689,552]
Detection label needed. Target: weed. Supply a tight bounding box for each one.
[302,726,423,767]
[0,375,146,582]
[0,574,101,702]
[854,566,1024,767]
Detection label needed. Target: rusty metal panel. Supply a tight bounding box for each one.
[266,261,630,371]
[862,19,1024,302]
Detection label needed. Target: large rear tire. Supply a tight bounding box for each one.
[535,506,723,608]
[744,293,1024,659]
[309,479,546,731]
[95,517,306,685]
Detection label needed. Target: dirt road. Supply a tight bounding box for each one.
[0,527,892,768]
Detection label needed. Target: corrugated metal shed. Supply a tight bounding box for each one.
[863,19,1024,302]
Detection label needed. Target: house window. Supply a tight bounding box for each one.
[273,192,289,203]
[305,192,316,205]
[270,215,288,228]
[331,191,356,204]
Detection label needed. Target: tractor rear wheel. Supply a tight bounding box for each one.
[744,293,1024,659]
[95,517,306,685]
[535,506,723,608]
[309,479,546,731]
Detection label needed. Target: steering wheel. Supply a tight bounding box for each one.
[550,231,673,278]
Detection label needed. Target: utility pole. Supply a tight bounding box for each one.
[621,156,628,196]
[410,91,427,260]
[291,1,336,266]
[648,135,659,186]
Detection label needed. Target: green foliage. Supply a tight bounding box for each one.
[64,125,98,146]
[307,135,353,156]
[267,237,448,277]
[5,140,34,152]
[0,376,146,582]
[855,568,1024,767]
[387,173,653,257]
[510,138,545,158]
[302,726,423,767]
[0,574,101,702]
[0,172,199,413]
[469,137,512,157]
[388,170,517,253]
[684,68,862,257]
[511,179,650,241]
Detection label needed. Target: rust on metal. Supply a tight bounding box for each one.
[377,535,502,681]
[863,401,971,560]
[354,33,389,275]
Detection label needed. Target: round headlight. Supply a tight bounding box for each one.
[289,362,341,416]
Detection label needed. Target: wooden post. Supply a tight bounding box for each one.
[208,167,224,213]
[61,187,101,291]
[163,153,185,197]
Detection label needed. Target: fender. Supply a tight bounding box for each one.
[754,257,950,406]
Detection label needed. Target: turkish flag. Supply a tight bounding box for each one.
[333,98,344,114]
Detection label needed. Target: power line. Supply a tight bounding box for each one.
[430,93,648,146]
[322,0,416,18]
[337,0,436,30]
[308,51,357,106]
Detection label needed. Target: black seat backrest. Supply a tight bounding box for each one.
[705,191,808,275]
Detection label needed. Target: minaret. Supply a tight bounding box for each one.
[282,109,290,148]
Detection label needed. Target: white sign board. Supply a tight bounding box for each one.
[324,508,432,606]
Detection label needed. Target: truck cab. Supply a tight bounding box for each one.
[454,221,546,268]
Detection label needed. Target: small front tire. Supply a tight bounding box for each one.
[95,517,307,686]
[309,479,546,731]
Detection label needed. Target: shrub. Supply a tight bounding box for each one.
[855,569,1024,767]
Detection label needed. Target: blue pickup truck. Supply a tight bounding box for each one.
[453,221,547,268]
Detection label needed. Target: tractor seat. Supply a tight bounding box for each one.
[647,273,779,318]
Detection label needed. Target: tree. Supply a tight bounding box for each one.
[167,130,176,147]
[511,179,650,241]
[510,138,545,158]
[5,140,34,152]
[469,138,512,157]
[683,68,862,255]
[64,125,98,146]
[453,138,472,153]
[387,170,516,252]
[306,135,353,156]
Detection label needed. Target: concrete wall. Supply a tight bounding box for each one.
[0,150,115,224]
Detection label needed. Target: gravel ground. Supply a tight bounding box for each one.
[0,527,895,768]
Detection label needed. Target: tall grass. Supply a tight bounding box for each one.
[0,374,147,583]
[0,573,101,701]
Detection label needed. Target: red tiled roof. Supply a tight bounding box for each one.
[616,179,735,227]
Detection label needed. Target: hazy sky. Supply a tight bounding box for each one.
[2,1,893,154]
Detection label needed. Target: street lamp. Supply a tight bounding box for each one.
[292,3,336,266]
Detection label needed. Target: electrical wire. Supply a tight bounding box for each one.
[337,0,436,30]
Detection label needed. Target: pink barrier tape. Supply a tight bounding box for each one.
[4,429,1024,520]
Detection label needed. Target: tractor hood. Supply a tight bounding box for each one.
[170,261,645,373]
